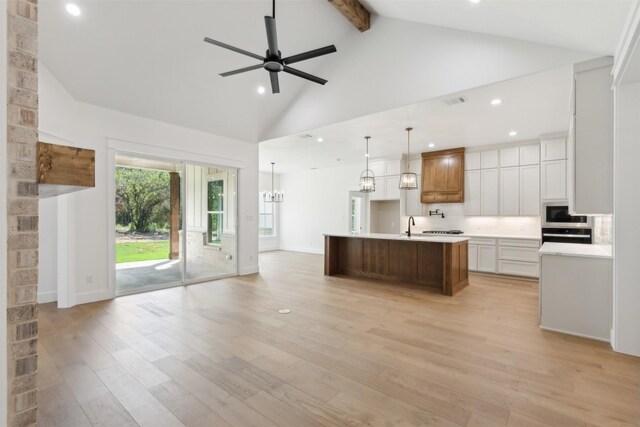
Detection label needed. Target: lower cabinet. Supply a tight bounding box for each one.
[467,238,496,273]
[468,237,540,278]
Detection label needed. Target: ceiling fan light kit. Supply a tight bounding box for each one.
[204,0,337,94]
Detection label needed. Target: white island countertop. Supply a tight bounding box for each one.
[324,233,469,243]
[539,242,612,259]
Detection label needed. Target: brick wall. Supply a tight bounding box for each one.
[6,0,39,425]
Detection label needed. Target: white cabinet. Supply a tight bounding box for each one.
[497,238,540,278]
[468,244,478,270]
[465,152,481,170]
[540,253,611,340]
[519,165,540,216]
[519,145,540,166]
[467,238,497,273]
[499,167,520,215]
[571,58,613,214]
[480,169,498,215]
[385,160,402,176]
[541,138,566,161]
[384,176,400,200]
[541,159,567,201]
[477,245,497,273]
[405,175,422,216]
[370,161,385,178]
[500,147,520,168]
[464,170,481,215]
[481,150,499,169]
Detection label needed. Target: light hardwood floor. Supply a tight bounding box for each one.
[37,251,640,426]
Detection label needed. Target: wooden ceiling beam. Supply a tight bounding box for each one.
[328,0,371,32]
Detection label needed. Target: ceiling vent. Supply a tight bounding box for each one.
[298,134,314,140]
[443,96,468,106]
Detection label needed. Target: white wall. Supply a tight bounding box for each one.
[37,198,58,303]
[258,170,281,252]
[262,16,595,140]
[38,64,259,306]
[279,164,361,254]
[371,201,400,234]
[613,81,640,356]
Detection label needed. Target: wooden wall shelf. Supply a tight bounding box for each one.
[37,141,95,198]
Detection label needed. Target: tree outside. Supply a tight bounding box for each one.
[115,167,173,263]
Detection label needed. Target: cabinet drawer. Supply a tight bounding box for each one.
[498,246,540,263]
[498,239,540,248]
[421,192,463,203]
[498,260,539,277]
[468,238,496,246]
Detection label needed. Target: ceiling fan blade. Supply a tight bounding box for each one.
[282,66,328,85]
[264,16,279,57]
[219,64,264,77]
[204,37,264,61]
[282,45,337,65]
[269,72,280,94]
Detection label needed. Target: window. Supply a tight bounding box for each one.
[207,180,224,244]
[259,196,275,237]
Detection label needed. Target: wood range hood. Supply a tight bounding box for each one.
[37,141,95,198]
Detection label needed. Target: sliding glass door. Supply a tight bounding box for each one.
[115,155,237,296]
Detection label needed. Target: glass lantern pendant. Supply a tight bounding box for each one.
[359,136,375,193]
[399,127,418,190]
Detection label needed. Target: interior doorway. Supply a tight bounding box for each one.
[349,191,369,234]
[114,154,237,295]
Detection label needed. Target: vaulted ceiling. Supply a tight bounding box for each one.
[39,0,631,144]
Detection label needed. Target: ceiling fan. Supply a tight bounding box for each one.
[203,0,337,94]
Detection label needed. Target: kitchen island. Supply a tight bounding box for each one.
[324,233,469,296]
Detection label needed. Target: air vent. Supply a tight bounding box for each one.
[442,96,468,106]
[298,134,314,139]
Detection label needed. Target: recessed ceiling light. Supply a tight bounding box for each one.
[317,137,323,142]
[257,86,266,95]
[65,3,81,16]
[509,131,517,136]
[428,143,435,148]
[469,0,482,3]
[491,98,502,106]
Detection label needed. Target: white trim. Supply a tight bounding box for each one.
[107,149,117,301]
[540,326,611,344]
[107,137,245,169]
[75,289,115,305]
[613,0,640,85]
[278,246,324,255]
[37,291,58,304]
[239,265,259,275]
[0,0,9,421]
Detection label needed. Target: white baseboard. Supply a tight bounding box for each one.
[37,291,58,304]
[540,325,610,343]
[74,289,114,306]
[278,246,324,255]
[239,265,259,275]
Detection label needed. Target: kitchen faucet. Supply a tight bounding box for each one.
[406,216,415,237]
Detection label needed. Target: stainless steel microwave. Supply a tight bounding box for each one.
[542,202,592,228]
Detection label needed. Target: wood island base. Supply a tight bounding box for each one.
[324,235,469,296]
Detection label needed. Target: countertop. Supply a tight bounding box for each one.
[463,233,540,240]
[539,242,612,259]
[324,232,469,244]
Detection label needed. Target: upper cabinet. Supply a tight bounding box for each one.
[541,138,566,161]
[369,159,402,201]
[570,57,613,214]
[421,148,465,203]
[540,136,567,202]
[465,144,540,216]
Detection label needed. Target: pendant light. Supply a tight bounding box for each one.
[399,127,418,190]
[359,136,375,192]
[263,162,284,203]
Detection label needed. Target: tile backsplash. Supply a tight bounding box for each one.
[594,215,613,245]
[405,203,541,237]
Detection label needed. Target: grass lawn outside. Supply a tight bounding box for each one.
[116,240,170,263]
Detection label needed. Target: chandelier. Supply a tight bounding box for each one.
[263,162,283,203]
[399,127,418,190]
